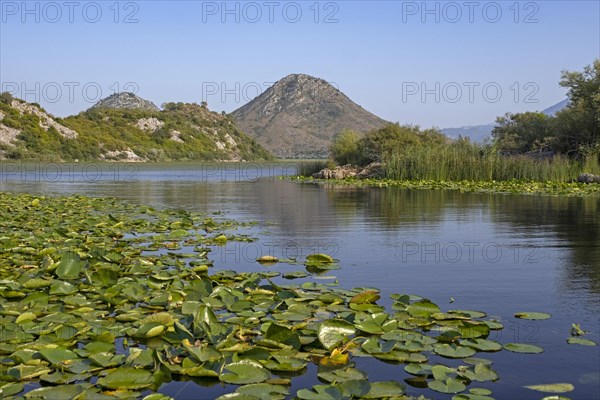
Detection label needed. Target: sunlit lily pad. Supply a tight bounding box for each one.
[503,343,544,354]
[524,383,575,393]
[97,367,155,390]
[220,360,270,384]
[567,337,597,346]
[515,312,551,320]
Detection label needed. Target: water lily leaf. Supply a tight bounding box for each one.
[362,381,406,398]
[317,319,356,350]
[567,337,597,346]
[434,343,476,358]
[8,365,52,380]
[460,338,502,352]
[320,349,349,367]
[463,357,493,366]
[524,383,575,393]
[297,384,343,400]
[234,383,289,400]
[470,388,492,395]
[257,255,279,264]
[0,382,24,397]
[406,299,440,317]
[503,343,544,353]
[458,321,490,339]
[306,254,334,263]
[133,323,166,339]
[318,367,368,383]
[452,394,495,400]
[97,367,155,390]
[55,251,84,280]
[24,384,86,399]
[515,312,551,320]
[265,323,301,350]
[350,290,380,304]
[404,363,433,377]
[49,280,77,295]
[428,378,467,394]
[282,271,308,279]
[220,360,270,384]
[16,312,37,324]
[38,346,80,365]
[23,278,52,289]
[458,364,499,382]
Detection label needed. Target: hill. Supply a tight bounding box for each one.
[0,92,272,162]
[231,74,388,158]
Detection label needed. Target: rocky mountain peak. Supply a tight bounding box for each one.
[232,74,388,158]
[90,92,159,111]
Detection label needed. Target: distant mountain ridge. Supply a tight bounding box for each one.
[441,99,570,142]
[231,74,389,158]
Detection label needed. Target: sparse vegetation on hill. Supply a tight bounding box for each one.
[0,95,273,162]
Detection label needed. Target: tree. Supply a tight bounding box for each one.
[492,112,554,153]
[558,59,600,151]
[330,129,361,165]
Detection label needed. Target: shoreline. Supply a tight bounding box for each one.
[291,176,600,196]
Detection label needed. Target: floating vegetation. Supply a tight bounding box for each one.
[291,176,600,197]
[0,192,581,399]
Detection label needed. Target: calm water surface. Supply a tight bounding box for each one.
[1,162,599,400]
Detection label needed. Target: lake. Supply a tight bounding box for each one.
[1,162,599,399]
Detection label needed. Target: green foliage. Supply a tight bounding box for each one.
[492,112,554,153]
[358,123,447,165]
[330,129,362,165]
[493,60,600,159]
[1,100,273,162]
[0,91,14,105]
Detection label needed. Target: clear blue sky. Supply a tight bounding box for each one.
[1,0,598,127]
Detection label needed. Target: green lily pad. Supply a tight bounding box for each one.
[220,360,270,384]
[24,384,86,399]
[524,383,575,393]
[428,378,467,394]
[38,346,80,365]
[515,312,551,320]
[503,343,544,354]
[97,367,155,390]
[434,343,476,358]
[407,299,441,317]
[306,254,334,263]
[567,337,597,346]
[317,319,356,350]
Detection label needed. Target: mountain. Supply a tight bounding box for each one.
[0,92,272,162]
[231,74,389,158]
[441,99,570,142]
[90,92,160,111]
[542,99,569,116]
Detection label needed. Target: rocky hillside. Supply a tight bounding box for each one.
[231,74,388,158]
[90,92,160,111]
[0,92,272,162]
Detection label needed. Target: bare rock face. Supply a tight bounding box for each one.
[312,163,383,180]
[578,173,600,183]
[135,117,164,131]
[231,74,388,158]
[11,100,78,139]
[90,92,159,112]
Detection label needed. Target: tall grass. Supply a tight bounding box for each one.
[297,160,330,176]
[383,144,585,182]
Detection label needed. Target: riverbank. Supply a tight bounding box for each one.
[292,176,600,196]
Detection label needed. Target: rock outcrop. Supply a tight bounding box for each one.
[577,173,600,183]
[90,92,159,111]
[313,163,383,179]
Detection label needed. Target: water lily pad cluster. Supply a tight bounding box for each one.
[0,193,574,399]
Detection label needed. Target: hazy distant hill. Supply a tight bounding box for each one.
[231,74,388,158]
[441,99,569,142]
[0,92,272,162]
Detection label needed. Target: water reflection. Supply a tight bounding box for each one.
[1,163,599,399]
